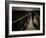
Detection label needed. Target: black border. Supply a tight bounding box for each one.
[5,1,45,37]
